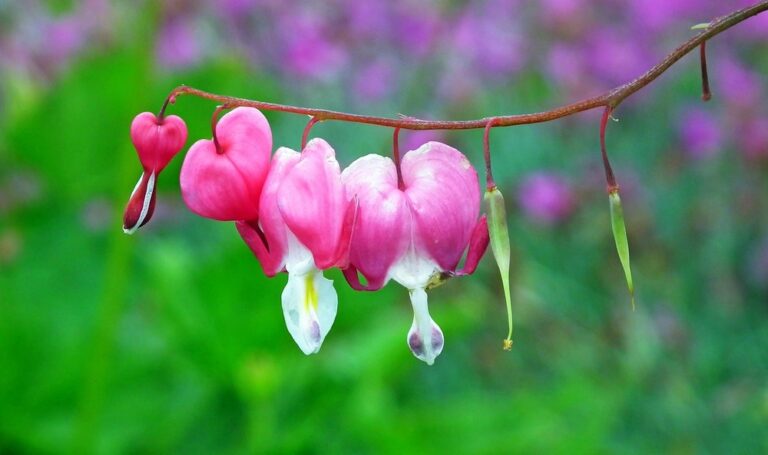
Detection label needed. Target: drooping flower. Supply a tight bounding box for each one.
[236,138,356,355]
[180,107,272,221]
[341,142,489,365]
[123,112,188,234]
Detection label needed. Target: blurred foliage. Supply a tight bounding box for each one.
[1,1,768,454]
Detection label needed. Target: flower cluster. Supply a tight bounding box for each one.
[124,107,489,365]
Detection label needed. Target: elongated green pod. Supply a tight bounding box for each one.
[484,186,513,350]
[609,190,635,310]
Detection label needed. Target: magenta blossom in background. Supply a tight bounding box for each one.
[353,58,396,101]
[156,16,202,69]
[678,108,724,160]
[739,117,768,161]
[279,13,346,80]
[717,56,764,110]
[518,172,575,224]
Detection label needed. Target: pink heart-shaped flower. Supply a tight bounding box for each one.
[123,112,188,234]
[131,112,188,173]
[180,107,272,221]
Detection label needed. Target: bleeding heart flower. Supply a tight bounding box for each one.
[236,138,356,355]
[180,107,272,221]
[123,112,188,234]
[341,142,488,365]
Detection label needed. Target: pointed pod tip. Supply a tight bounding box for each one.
[502,339,513,351]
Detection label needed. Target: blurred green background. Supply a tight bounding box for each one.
[1,1,768,453]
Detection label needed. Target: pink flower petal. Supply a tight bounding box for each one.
[180,107,272,221]
[130,112,187,173]
[401,142,480,271]
[278,138,349,270]
[238,147,300,276]
[341,154,410,289]
[455,215,489,276]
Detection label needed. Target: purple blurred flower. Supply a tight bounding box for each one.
[156,16,202,69]
[218,0,259,17]
[628,0,701,31]
[716,56,763,110]
[45,17,86,66]
[347,0,392,39]
[279,14,346,79]
[678,108,724,160]
[453,7,526,77]
[739,117,768,161]
[587,29,653,85]
[393,5,441,57]
[540,0,589,31]
[545,43,603,97]
[518,172,575,224]
[353,58,396,101]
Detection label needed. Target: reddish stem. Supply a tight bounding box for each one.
[301,116,321,150]
[392,127,404,190]
[600,107,618,193]
[483,119,497,190]
[211,105,230,154]
[700,41,712,101]
[158,2,765,132]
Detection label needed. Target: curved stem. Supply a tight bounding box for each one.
[211,105,230,154]
[392,127,404,189]
[483,119,497,189]
[301,116,321,150]
[159,2,765,131]
[700,41,712,101]
[600,106,618,193]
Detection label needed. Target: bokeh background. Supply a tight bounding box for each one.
[2,0,768,453]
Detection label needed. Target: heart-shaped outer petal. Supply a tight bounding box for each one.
[341,155,410,290]
[401,142,480,272]
[235,147,300,277]
[131,112,188,173]
[180,107,272,221]
[278,138,351,270]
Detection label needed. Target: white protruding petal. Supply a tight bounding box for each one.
[389,247,438,290]
[281,268,338,355]
[123,171,156,235]
[284,231,315,276]
[406,287,444,365]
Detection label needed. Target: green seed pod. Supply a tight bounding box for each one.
[484,186,513,350]
[609,190,635,310]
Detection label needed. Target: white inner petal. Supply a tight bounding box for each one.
[284,231,315,275]
[406,287,444,365]
[281,267,338,355]
[389,246,438,291]
[123,171,155,235]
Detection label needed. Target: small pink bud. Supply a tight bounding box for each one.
[130,112,188,173]
[180,107,272,221]
[123,112,188,234]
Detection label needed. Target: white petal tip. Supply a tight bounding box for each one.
[408,323,444,365]
[407,287,444,365]
[282,270,338,357]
